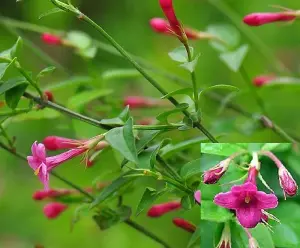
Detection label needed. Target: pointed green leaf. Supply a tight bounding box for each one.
[169,46,193,63]
[105,118,138,164]
[0,37,23,62]
[156,103,189,123]
[201,143,247,156]
[5,83,28,109]
[102,69,141,81]
[150,138,172,169]
[201,200,233,222]
[161,87,193,99]
[0,78,28,96]
[36,66,56,81]
[38,8,64,19]
[181,194,195,210]
[219,44,249,72]
[180,54,200,73]
[199,84,239,103]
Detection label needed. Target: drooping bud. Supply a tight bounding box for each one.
[172,218,196,233]
[194,190,201,205]
[253,75,276,87]
[43,202,68,219]
[147,201,181,217]
[44,91,54,102]
[43,136,82,150]
[33,189,71,201]
[41,33,62,46]
[216,223,231,248]
[278,166,298,197]
[243,12,295,26]
[124,96,163,109]
[203,158,232,184]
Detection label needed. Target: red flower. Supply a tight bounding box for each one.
[253,75,276,87]
[44,91,54,102]
[43,202,68,219]
[243,12,295,26]
[43,136,83,151]
[41,33,62,45]
[147,201,181,217]
[33,189,71,201]
[172,218,196,233]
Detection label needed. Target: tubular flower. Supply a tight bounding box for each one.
[243,12,296,26]
[43,202,68,219]
[147,201,181,217]
[194,190,201,205]
[32,189,72,201]
[172,218,196,233]
[41,33,62,45]
[253,75,276,87]
[43,136,83,150]
[214,182,278,228]
[203,158,232,184]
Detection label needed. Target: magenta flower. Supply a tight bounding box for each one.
[243,12,295,26]
[43,202,68,219]
[194,190,201,204]
[278,166,298,197]
[41,33,62,45]
[147,201,181,217]
[214,182,278,228]
[253,74,276,87]
[43,136,83,150]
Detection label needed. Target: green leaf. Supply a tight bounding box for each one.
[219,44,249,72]
[150,138,172,169]
[105,118,138,164]
[199,84,239,103]
[77,45,98,59]
[12,108,59,121]
[71,204,90,230]
[206,24,240,52]
[0,37,23,62]
[38,8,64,19]
[156,103,189,123]
[187,226,201,248]
[251,225,275,248]
[272,224,299,247]
[136,187,165,216]
[93,205,131,230]
[0,63,10,80]
[66,30,92,50]
[36,66,56,81]
[0,108,31,117]
[5,83,28,109]
[161,87,193,99]
[0,78,28,96]
[180,158,201,179]
[201,143,246,156]
[91,170,138,208]
[201,200,233,222]
[102,69,141,81]
[67,89,113,110]
[118,106,130,122]
[180,54,200,73]
[181,194,195,210]
[168,46,193,63]
[261,143,291,152]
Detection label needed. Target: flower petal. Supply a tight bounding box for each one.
[36,143,46,161]
[236,206,262,228]
[31,141,38,157]
[231,182,257,196]
[38,163,49,190]
[214,191,238,209]
[255,191,278,209]
[27,156,39,170]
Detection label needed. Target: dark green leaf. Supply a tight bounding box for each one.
[181,194,195,210]
[0,78,28,96]
[219,44,249,72]
[5,83,28,109]
[168,46,193,63]
[105,118,138,164]
[156,103,189,123]
[201,200,233,222]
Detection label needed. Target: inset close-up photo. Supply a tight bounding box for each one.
[200,143,299,248]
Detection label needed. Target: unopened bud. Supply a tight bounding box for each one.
[147,201,181,217]
[172,218,196,233]
[44,91,54,102]
[278,166,298,197]
[194,190,201,205]
[243,12,295,27]
[203,158,231,184]
[41,33,62,46]
[43,202,68,219]
[216,223,231,248]
[253,75,276,87]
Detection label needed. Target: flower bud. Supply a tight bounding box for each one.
[43,136,81,150]
[124,96,161,109]
[43,202,68,219]
[253,75,276,87]
[33,189,71,201]
[147,201,181,217]
[44,91,54,102]
[41,33,62,45]
[203,158,231,184]
[278,166,298,197]
[172,218,196,233]
[243,12,295,26]
[194,190,201,205]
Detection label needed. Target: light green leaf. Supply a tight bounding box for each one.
[102,69,141,81]
[201,143,247,156]
[161,87,193,99]
[156,103,189,123]
[38,8,64,19]
[0,78,28,96]
[180,158,201,179]
[5,83,28,109]
[272,224,299,247]
[168,46,193,63]
[0,58,17,80]
[44,76,92,91]
[105,118,138,164]
[187,226,201,248]
[0,37,23,62]
[251,225,275,248]
[0,108,31,117]
[67,89,113,110]
[180,54,200,73]
[199,84,239,103]
[207,24,240,52]
[219,44,249,72]
[150,138,172,169]
[12,108,59,121]
[36,66,56,81]
[261,143,291,152]
[201,200,233,222]
[66,30,92,50]
[78,45,97,59]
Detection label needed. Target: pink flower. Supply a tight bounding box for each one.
[41,33,62,45]
[159,0,183,40]
[43,136,82,150]
[27,142,87,189]
[147,201,181,217]
[124,96,161,109]
[203,158,231,184]
[32,189,71,201]
[253,75,276,87]
[194,190,201,204]
[172,218,196,233]
[278,166,298,197]
[214,182,278,228]
[43,202,68,219]
[243,12,295,26]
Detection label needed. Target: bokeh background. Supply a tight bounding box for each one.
[0,0,300,247]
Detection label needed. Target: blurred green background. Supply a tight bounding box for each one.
[1,0,300,247]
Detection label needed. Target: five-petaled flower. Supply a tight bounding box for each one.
[243,12,296,26]
[214,182,278,228]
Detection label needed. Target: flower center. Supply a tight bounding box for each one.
[34,165,42,176]
[245,195,251,204]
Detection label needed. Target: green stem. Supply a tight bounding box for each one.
[50,0,218,143]
[184,44,199,114]
[0,125,14,149]
[133,124,182,131]
[156,155,182,182]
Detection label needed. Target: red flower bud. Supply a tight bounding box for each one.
[253,75,276,87]
[136,118,155,125]
[44,91,54,102]
[243,12,295,26]
[43,136,82,150]
[203,158,231,184]
[172,218,196,233]
[33,189,71,201]
[124,96,160,109]
[43,202,68,219]
[41,33,62,45]
[147,201,181,217]
[194,190,201,205]
[278,166,298,197]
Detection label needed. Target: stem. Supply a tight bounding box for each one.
[0,125,14,148]
[14,61,44,99]
[125,219,172,248]
[50,0,218,143]
[184,44,199,114]
[240,66,267,116]
[258,150,283,169]
[156,155,182,182]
